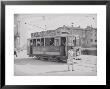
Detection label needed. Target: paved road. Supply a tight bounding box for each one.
[14,55,97,76]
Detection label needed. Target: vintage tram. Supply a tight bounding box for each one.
[27,29,81,62]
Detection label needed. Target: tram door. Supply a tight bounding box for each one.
[60,37,66,56]
[27,39,30,54]
[30,39,33,54]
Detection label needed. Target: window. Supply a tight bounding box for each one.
[95,39,97,42]
[45,38,54,46]
[50,38,54,46]
[41,38,44,46]
[37,39,40,46]
[45,38,50,46]
[55,39,59,46]
[33,39,36,46]
[90,39,93,42]
[30,40,33,46]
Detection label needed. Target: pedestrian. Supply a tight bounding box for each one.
[14,50,17,57]
[76,47,81,60]
[67,47,76,71]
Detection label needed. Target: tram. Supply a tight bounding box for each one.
[27,29,81,62]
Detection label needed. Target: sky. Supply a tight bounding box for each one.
[14,14,97,48]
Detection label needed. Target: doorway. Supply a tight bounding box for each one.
[60,37,66,56]
[30,40,33,54]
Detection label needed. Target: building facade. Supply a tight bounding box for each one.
[31,25,97,48]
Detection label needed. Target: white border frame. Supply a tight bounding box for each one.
[5,5,106,85]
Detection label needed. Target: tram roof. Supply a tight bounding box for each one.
[28,34,80,40]
[30,26,96,38]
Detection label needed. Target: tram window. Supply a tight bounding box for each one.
[45,38,50,46]
[33,39,36,46]
[37,39,41,46]
[45,38,54,46]
[30,40,33,46]
[41,38,44,46]
[55,39,59,46]
[61,37,66,46]
[50,38,54,46]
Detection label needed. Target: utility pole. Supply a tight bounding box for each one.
[16,20,20,50]
[42,16,47,31]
